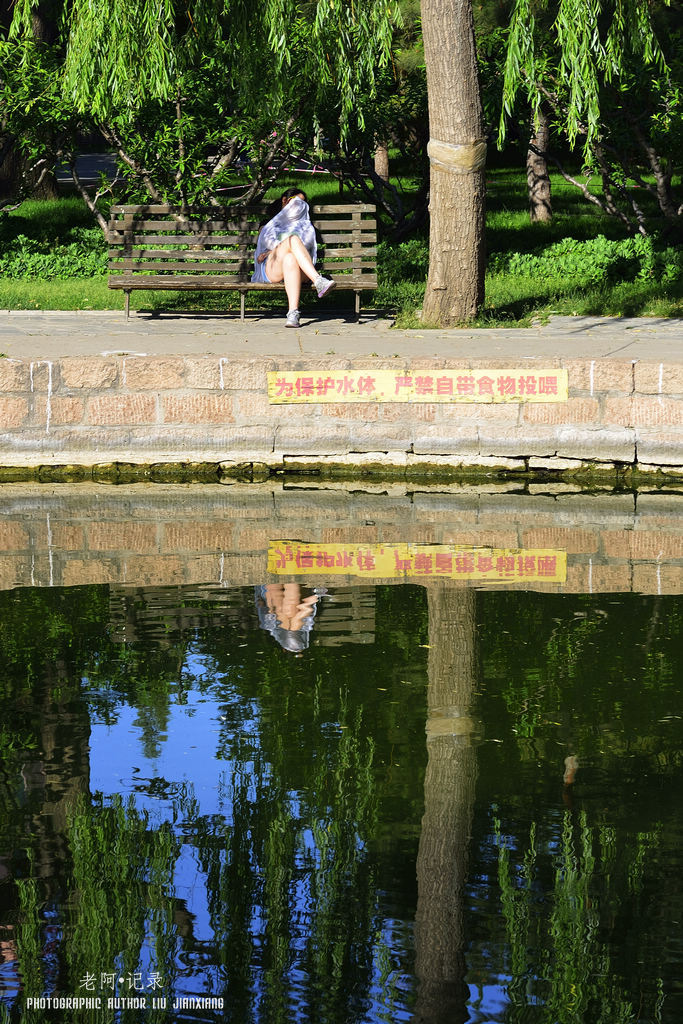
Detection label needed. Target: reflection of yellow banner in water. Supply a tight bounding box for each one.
[268,368,568,404]
[268,542,567,583]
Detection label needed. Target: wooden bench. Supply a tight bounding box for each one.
[107,203,378,319]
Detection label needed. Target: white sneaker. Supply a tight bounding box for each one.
[314,276,335,299]
[285,309,301,328]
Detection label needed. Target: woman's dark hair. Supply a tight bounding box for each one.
[265,187,308,222]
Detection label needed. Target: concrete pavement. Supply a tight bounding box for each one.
[0,310,681,361]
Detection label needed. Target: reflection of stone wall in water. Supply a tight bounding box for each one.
[0,485,681,594]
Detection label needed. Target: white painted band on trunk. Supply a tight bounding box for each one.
[428,138,487,173]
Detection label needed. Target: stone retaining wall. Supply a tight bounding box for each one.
[0,354,682,479]
[1,484,681,594]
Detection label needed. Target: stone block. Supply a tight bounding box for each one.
[635,430,683,467]
[0,555,29,590]
[190,553,229,584]
[162,521,234,553]
[563,358,634,394]
[0,396,29,428]
[162,393,235,424]
[87,394,157,426]
[600,530,634,560]
[234,526,272,552]
[215,358,273,390]
[26,362,53,392]
[632,563,683,595]
[630,531,683,560]
[411,427,480,457]
[184,358,223,390]
[61,557,119,587]
[635,494,683,523]
[604,395,683,428]
[35,396,84,427]
[236,392,271,421]
[584,562,633,593]
[522,526,599,555]
[480,425,636,463]
[59,358,119,389]
[528,456,583,470]
[51,523,85,551]
[124,357,186,389]
[634,361,683,396]
[0,360,30,391]
[523,397,600,425]
[121,554,184,586]
[87,521,159,553]
[0,521,29,551]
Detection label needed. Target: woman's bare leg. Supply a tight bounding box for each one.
[281,251,303,311]
[266,235,320,311]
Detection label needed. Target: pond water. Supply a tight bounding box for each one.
[0,581,681,1024]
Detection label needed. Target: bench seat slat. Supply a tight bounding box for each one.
[111,262,378,278]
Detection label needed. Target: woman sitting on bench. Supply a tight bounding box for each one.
[251,188,335,328]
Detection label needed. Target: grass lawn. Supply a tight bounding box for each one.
[0,168,680,324]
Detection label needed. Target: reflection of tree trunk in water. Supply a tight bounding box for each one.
[25,662,92,879]
[414,586,478,1024]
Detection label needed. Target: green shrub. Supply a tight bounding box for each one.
[377,237,429,283]
[489,234,681,285]
[0,227,107,279]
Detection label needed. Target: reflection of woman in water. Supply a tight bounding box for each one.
[254,583,326,654]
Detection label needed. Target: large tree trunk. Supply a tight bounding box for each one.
[527,105,552,222]
[421,0,486,326]
[414,586,478,1023]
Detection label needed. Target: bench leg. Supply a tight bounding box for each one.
[124,291,130,320]
[240,292,245,321]
[355,291,361,321]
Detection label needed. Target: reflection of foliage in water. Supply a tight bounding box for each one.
[495,812,663,1024]
[480,593,683,768]
[11,797,178,1024]
[65,793,178,1010]
[198,689,385,1022]
[0,583,424,1023]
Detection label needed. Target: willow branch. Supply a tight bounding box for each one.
[68,156,110,235]
[99,123,163,203]
[209,138,239,179]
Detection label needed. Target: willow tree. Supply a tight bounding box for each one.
[500,0,681,235]
[5,0,397,226]
[421,0,487,326]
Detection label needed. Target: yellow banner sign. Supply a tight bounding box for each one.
[268,368,568,404]
[268,542,567,583]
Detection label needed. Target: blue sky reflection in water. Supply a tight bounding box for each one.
[0,583,681,1024]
